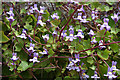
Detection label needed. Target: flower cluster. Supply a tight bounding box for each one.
[66,54,80,72]
[75,5,89,23]
[111,13,120,24]
[91,10,98,20]
[17,29,27,39]
[6,7,15,24]
[4,2,120,80]
[37,16,46,26]
[100,18,111,31]
[27,4,45,15]
[104,61,119,79]
[29,53,40,63]
[11,53,19,65]
[51,13,59,20]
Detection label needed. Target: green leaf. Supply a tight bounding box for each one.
[20,8,27,14]
[42,10,50,21]
[2,44,9,50]
[15,38,24,51]
[68,9,74,15]
[91,2,101,10]
[64,76,71,80]
[97,5,106,11]
[47,35,53,43]
[105,6,113,12]
[3,49,12,56]
[99,65,107,76]
[86,16,92,21]
[118,70,120,75]
[55,77,62,80]
[75,44,84,52]
[26,16,33,23]
[29,14,37,27]
[48,49,55,55]
[0,31,10,43]
[17,61,29,71]
[95,19,102,23]
[111,28,120,34]
[0,9,2,15]
[24,23,32,30]
[46,44,51,47]
[48,54,53,58]
[56,2,63,7]
[82,39,91,49]
[96,29,106,37]
[50,19,61,27]
[87,57,94,64]
[11,20,17,27]
[107,2,115,5]
[48,49,54,58]
[34,36,41,43]
[9,66,14,71]
[86,50,94,55]
[110,44,119,53]
[97,49,111,60]
[52,44,57,49]
[90,65,96,70]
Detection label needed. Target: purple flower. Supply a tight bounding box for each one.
[29,53,40,63]
[42,34,49,42]
[111,61,119,71]
[39,48,48,55]
[111,13,119,23]
[6,7,14,16]
[6,15,15,24]
[61,30,67,38]
[27,6,34,15]
[75,13,82,20]
[66,31,76,41]
[66,58,76,71]
[33,4,39,11]
[75,29,84,42]
[17,29,27,39]
[52,30,58,38]
[81,16,89,23]
[22,29,27,34]
[26,43,35,55]
[39,6,45,14]
[11,53,19,61]
[37,16,46,26]
[91,71,100,79]
[99,40,106,49]
[77,5,85,13]
[72,54,80,63]
[104,67,117,79]
[69,25,74,32]
[91,37,97,44]
[51,13,59,19]
[81,70,89,79]
[91,11,98,20]
[88,29,95,37]
[100,18,110,31]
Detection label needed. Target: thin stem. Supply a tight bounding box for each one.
[58,5,81,41]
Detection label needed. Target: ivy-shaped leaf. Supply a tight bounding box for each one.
[97,49,111,60]
[17,61,29,71]
[20,8,27,14]
[0,31,10,43]
[50,19,61,27]
[24,23,32,30]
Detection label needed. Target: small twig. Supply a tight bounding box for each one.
[101,58,109,67]
[33,67,57,70]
